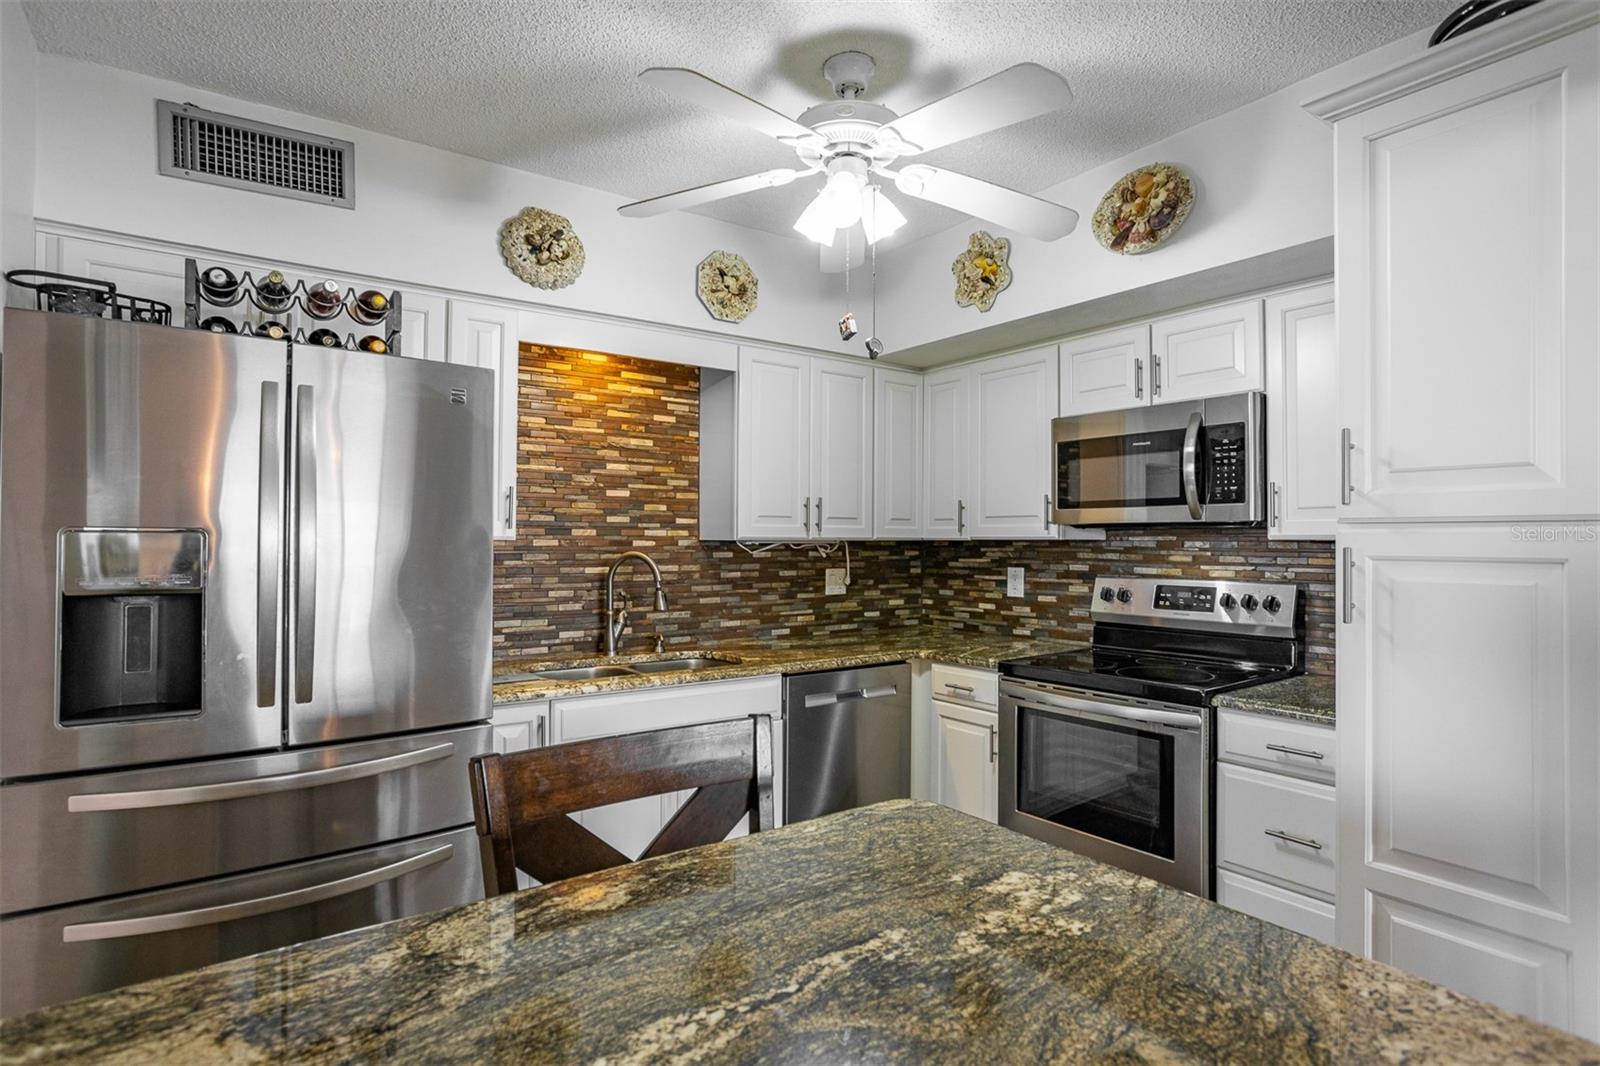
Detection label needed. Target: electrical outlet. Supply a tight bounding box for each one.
[825,568,847,596]
[1006,566,1025,598]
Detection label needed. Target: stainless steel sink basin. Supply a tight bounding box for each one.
[533,665,639,681]
[628,657,739,674]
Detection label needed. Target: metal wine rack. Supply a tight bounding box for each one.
[183,258,403,355]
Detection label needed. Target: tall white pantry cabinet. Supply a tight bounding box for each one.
[1307,6,1599,1039]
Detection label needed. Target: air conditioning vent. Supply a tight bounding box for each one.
[156,100,355,208]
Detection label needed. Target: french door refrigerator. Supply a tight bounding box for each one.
[0,308,495,1015]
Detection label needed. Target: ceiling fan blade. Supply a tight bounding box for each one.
[618,168,815,218]
[819,224,867,274]
[640,68,825,149]
[877,63,1072,155]
[892,165,1078,241]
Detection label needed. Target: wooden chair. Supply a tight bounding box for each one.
[467,713,774,897]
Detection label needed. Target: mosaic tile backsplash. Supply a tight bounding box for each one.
[493,345,1335,675]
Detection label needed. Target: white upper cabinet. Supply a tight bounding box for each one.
[966,346,1059,539]
[1329,27,1598,522]
[809,359,874,539]
[922,365,970,538]
[1060,324,1150,415]
[873,367,923,537]
[447,299,521,541]
[1265,284,1338,539]
[1150,298,1264,404]
[399,291,448,362]
[736,347,812,540]
[47,235,191,316]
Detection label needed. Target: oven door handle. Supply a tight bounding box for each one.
[1010,689,1201,734]
[1182,411,1203,520]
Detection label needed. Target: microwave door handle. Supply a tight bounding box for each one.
[1181,411,1203,519]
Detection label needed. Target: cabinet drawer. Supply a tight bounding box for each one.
[552,677,781,742]
[1216,869,1336,945]
[930,664,997,709]
[1217,708,1335,783]
[1217,763,1336,899]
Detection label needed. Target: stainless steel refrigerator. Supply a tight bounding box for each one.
[0,308,495,1015]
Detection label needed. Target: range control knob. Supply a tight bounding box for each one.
[1218,593,1237,610]
[1116,587,1133,604]
[1239,593,1259,612]
[1262,594,1282,614]
[1099,587,1116,603]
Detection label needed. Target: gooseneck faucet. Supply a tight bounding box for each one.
[605,551,669,656]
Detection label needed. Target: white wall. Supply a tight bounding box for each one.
[29,54,864,358]
[0,2,38,286]
[873,27,1434,363]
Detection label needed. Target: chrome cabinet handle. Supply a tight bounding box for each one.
[1340,427,1354,505]
[293,384,318,704]
[989,725,997,764]
[1265,743,1325,761]
[1269,481,1281,529]
[62,844,454,943]
[67,743,456,812]
[803,497,811,536]
[816,497,823,535]
[1152,353,1161,397]
[1181,411,1203,520]
[504,485,515,530]
[256,382,280,709]
[1342,546,1355,624]
[944,682,975,694]
[957,498,966,536]
[1264,828,1323,851]
[1043,494,1052,531]
[1134,357,1143,400]
[536,714,546,748]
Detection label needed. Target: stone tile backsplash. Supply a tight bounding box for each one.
[494,345,1335,675]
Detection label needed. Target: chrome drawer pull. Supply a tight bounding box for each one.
[1264,828,1323,851]
[944,683,974,693]
[1264,743,1324,761]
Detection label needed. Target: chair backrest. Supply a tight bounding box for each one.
[467,713,774,897]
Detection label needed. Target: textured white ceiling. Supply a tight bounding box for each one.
[21,0,1452,245]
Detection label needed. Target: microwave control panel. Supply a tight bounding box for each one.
[1204,422,1247,504]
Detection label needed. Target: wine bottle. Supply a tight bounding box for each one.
[306,280,343,318]
[199,266,240,304]
[258,320,289,340]
[306,328,343,348]
[255,270,293,312]
[198,316,237,334]
[351,289,389,324]
[356,335,388,354]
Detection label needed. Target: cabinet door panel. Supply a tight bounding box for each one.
[1151,299,1263,403]
[809,358,873,539]
[933,700,996,823]
[873,367,923,537]
[50,236,190,319]
[922,366,968,538]
[448,300,520,540]
[1337,524,1598,1035]
[737,347,811,539]
[1265,284,1338,539]
[966,346,1057,539]
[1336,32,1597,520]
[1060,325,1149,415]
[399,290,448,362]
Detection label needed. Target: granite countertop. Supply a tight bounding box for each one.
[491,629,1086,704]
[1213,674,1336,725]
[6,801,1593,1064]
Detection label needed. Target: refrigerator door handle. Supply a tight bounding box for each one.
[257,382,281,708]
[60,843,454,942]
[293,384,318,704]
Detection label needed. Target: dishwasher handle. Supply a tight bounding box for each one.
[801,684,900,709]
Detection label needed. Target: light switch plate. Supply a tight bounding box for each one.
[1006,566,1025,598]
[826,568,847,596]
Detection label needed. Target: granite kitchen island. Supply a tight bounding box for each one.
[4,801,1594,1065]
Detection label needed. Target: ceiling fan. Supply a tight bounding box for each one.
[618,52,1080,261]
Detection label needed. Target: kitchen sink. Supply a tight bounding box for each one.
[628,656,739,674]
[533,665,639,681]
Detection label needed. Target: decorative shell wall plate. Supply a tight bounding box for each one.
[501,207,586,289]
[951,231,1012,313]
[1092,163,1195,254]
[696,250,758,323]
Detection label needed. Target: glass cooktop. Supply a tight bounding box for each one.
[999,647,1295,708]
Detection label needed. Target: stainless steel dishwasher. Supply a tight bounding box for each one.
[784,663,912,823]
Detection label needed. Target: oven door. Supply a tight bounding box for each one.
[999,680,1210,897]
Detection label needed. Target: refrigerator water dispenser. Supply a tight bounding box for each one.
[57,529,207,725]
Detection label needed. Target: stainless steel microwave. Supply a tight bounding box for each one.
[1050,391,1265,525]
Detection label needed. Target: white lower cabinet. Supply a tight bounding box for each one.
[1215,710,1337,946]
[933,699,997,823]
[489,700,550,890]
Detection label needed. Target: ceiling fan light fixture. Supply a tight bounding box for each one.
[793,194,838,246]
[859,186,906,244]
